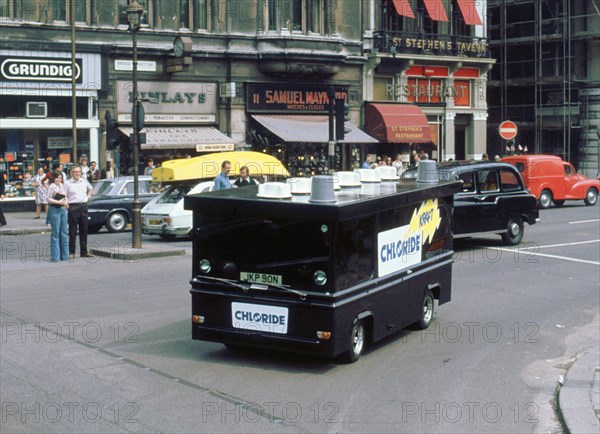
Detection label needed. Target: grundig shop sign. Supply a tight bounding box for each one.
[0,58,82,82]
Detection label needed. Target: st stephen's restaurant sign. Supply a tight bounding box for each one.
[116,81,218,124]
[0,57,83,83]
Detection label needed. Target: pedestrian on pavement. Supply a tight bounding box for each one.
[64,165,94,258]
[213,160,232,190]
[46,171,69,262]
[143,159,155,176]
[362,155,372,169]
[80,156,90,180]
[233,165,259,187]
[0,171,7,227]
[391,154,403,176]
[33,167,49,219]
[88,161,101,182]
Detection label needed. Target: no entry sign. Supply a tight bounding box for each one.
[499,121,518,140]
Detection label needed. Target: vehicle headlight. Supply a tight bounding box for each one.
[313,270,327,286]
[199,259,212,274]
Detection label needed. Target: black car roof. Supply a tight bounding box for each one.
[404,161,519,176]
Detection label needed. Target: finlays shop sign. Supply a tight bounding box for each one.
[116,81,218,124]
[0,57,83,83]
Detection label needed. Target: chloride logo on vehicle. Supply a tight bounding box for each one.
[377,199,441,277]
[231,302,289,334]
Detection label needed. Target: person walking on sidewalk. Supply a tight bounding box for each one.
[0,171,7,227]
[64,165,94,259]
[46,171,69,262]
[33,167,49,219]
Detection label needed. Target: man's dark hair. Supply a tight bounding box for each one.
[221,160,231,169]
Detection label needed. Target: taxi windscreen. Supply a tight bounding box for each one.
[194,215,332,292]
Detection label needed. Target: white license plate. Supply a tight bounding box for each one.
[231,302,288,334]
[240,272,282,285]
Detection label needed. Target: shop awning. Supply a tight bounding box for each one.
[456,0,483,26]
[423,0,449,22]
[118,126,235,151]
[364,103,432,143]
[392,0,415,18]
[251,115,378,144]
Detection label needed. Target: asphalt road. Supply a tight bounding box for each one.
[1,203,598,433]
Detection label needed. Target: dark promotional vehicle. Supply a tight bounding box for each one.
[185,174,460,362]
[402,161,539,245]
[88,176,159,233]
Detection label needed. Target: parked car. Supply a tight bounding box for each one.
[142,151,289,239]
[401,161,539,245]
[88,176,159,233]
[502,154,600,208]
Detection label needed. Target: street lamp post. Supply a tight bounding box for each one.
[127,0,144,249]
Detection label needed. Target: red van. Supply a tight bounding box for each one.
[502,155,599,208]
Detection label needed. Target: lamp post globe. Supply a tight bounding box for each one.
[127,0,144,249]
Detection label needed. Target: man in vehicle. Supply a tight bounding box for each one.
[213,160,232,190]
[233,165,259,187]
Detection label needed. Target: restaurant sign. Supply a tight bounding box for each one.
[246,83,349,114]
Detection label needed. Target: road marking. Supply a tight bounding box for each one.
[517,240,600,250]
[569,219,600,225]
[492,246,600,266]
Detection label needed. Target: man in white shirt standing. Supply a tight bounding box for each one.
[64,165,94,258]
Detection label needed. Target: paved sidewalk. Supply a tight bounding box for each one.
[559,346,600,434]
[0,211,185,259]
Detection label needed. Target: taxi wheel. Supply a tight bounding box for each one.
[584,188,598,206]
[416,291,435,330]
[106,212,127,233]
[341,319,365,363]
[538,190,553,209]
[502,217,524,245]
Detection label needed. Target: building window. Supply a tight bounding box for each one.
[74,0,88,23]
[267,0,277,31]
[0,0,12,18]
[52,0,66,21]
[179,0,190,28]
[267,0,325,34]
[194,0,207,30]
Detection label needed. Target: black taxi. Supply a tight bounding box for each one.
[402,161,539,245]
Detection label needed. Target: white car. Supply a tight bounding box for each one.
[141,180,213,239]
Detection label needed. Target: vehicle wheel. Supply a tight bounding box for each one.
[501,217,525,246]
[341,319,365,363]
[538,189,553,209]
[88,224,102,234]
[553,200,565,207]
[416,291,435,330]
[159,234,177,240]
[584,188,598,206]
[106,212,128,233]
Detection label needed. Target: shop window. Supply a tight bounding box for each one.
[453,81,470,107]
[406,78,443,104]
